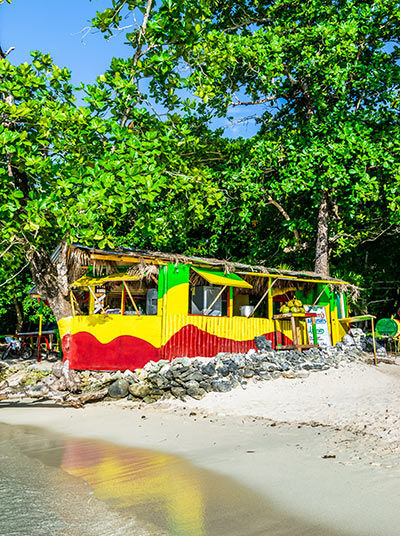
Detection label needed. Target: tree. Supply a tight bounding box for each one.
[0,46,221,322]
[93,0,400,275]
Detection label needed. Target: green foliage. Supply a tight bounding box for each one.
[1,0,400,329]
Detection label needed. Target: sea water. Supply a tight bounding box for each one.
[0,423,351,536]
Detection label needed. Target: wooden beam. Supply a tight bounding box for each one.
[371,317,378,366]
[90,253,169,265]
[124,283,140,315]
[249,278,278,318]
[70,290,76,316]
[236,271,349,285]
[120,282,126,315]
[204,286,226,315]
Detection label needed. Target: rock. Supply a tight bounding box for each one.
[159,364,171,375]
[123,370,136,383]
[6,371,26,388]
[349,328,365,346]
[229,376,240,388]
[61,361,81,392]
[342,334,355,346]
[144,360,161,372]
[172,357,191,367]
[129,382,152,398]
[202,362,216,376]
[254,335,272,352]
[258,372,271,380]
[108,379,129,398]
[183,371,204,383]
[137,369,148,381]
[143,396,157,404]
[79,388,108,404]
[242,368,254,378]
[185,380,200,390]
[186,385,206,400]
[171,366,190,378]
[217,365,230,377]
[199,381,213,393]
[211,380,232,393]
[171,386,186,399]
[246,349,256,357]
[148,374,168,389]
[295,371,310,378]
[24,382,50,398]
[51,377,67,391]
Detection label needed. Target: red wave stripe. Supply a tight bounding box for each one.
[63,325,293,370]
[66,331,159,371]
[161,324,290,358]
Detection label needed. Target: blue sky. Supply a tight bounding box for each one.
[0,0,259,137]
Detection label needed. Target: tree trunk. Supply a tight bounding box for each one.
[314,192,330,276]
[27,241,72,321]
[13,297,23,333]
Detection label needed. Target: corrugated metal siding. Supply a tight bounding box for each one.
[161,315,277,359]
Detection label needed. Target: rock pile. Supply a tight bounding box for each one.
[0,336,368,406]
[341,327,387,356]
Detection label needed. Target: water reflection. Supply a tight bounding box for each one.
[0,423,354,536]
[61,440,205,536]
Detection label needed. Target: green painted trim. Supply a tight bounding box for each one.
[157,263,190,298]
[158,265,167,300]
[193,267,246,283]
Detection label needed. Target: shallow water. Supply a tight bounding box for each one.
[0,423,352,536]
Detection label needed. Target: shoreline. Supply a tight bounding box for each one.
[1,381,400,536]
[1,359,399,535]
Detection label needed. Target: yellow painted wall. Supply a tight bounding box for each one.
[60,314,162,347]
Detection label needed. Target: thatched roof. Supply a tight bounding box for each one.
[69,243,353,287]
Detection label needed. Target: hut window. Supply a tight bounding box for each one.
[189,285,228,316]
[104,279,158,315]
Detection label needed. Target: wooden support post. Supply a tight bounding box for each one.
[70,290,76,316]
[37,314,43,362]
[371,317,378,366]
[150,274,159,285]
[311,316,318,345]
[205,286,227,315]
[290,315,298,348]
[120,282,126,315]
[228,287,233,317]
[249,278,278,318]
[125,283,140,315]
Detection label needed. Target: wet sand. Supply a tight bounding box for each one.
[0,422,357,536]
[1,403,399,536]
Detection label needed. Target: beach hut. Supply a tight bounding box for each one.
[58,245,355,370]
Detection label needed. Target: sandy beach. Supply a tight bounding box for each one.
[1,359,399,536]
[158,360,400,442]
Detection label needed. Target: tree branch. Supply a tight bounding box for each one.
[266,194,300,244]
[0,263,29,289]
[120,0,154,128]
[0,46,15,60]
[231,95,279,106]
[225,17,272,32]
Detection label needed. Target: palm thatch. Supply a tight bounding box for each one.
[127,262,159,280]
[69,243,357,290]
[67,247,91,284]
